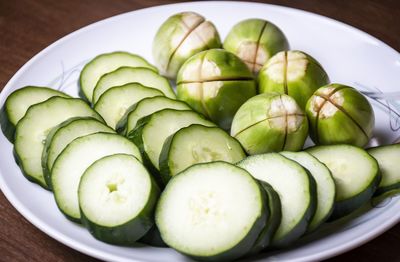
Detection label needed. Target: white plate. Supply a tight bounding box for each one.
[1,1,400,261]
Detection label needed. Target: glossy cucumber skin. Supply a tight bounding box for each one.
[139,225,168,247]
[80,177,160,245]
[249,181,282,254]
[0,103,15,143]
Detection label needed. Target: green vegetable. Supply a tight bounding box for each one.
[177,49,257,130]
[231,93,308,154]
[305,83,374,147]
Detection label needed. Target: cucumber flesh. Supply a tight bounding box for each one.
[281,151,335,231]
[51,132,142,221]
[116,96,191,135]
[128,109,215,171]
[42,117,114,188]
[237,153,316,247]
[159,124,246,184]
[79,51,158,102]
[92,67,175,103]
[93,83,164,129]
[368,144,400,196]
[308,144,379,220]
[1,86,69,143]
[156,162,267,261]
[79,154,159,245]
[14,97,103,188]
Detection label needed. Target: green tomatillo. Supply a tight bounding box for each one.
[305,83,375,147]
[176,49,257,130]
[223,18,289,74]
[231,93,308,155]
[152,12,221,79]
[258,50,329,109]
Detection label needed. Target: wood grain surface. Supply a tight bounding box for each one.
[1,0,399,261]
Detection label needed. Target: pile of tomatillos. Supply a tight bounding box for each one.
[1,11,399,262]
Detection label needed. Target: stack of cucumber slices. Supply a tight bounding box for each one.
[1,21,400,262]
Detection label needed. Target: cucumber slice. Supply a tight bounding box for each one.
[92,67,175,103]
[250,181,281,253]
[139,225,168,247]
[79,51,158,102]
[51,132,142,222]
[93,83,164,129]
[281,151,335,231]
[156,162,267,261]
[308,145,380,220]
[79,154,159,245]
[14,97,103,188]
[128,109,215,172]
[0,86,69,143]
[368,144,400,196]
[237,153,316,247]
[116,96,191,135]
[159,124,246,184]
[42,117,115,188]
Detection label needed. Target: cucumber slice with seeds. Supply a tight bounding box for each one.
[42,117,115,188]
[156,161,267,261]
[79,51,157,102]
[238,153,316,247]
[116,96,191,135]
[128,109,215,173]
[79,154,159,245]
[92,67,175,103]
[281,151,335,231]
[51,132,142,221]
[308,144,380,220]
[368,144,400,196]
[159,124,245,184]
[93,83,164,129]
[1,86,69,143]
[14,97,103,188]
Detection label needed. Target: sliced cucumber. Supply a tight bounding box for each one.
[308,145,380,220]
[237,153,316,247]
[51,132,142,222]
[116,96,191,135]
[368,144,400,196]
[159,124,246,184]
[250,181,281,253]
[156,161,267,261]
[281,151,335,231]
[139,225,168,247]
[79,154,159,245]
[0,86,69,143]
[42,117,115,188]
[80,51,157,102]
[128,109,215,172]
[92,67,175,103]
[14,97,103,188]
[93,83,164,129]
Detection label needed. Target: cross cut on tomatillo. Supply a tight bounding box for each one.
[305,83,374,147]
[258,50,329,109]
[177,49,257,130]
[231,93,308,155]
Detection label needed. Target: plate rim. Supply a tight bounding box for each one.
[1,1,400,261]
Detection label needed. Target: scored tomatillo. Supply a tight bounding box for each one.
[176,49,257,130]
[231,93,308,155]
[152,12,221,79]
[223,18,289,74]
[258,50,329,109]
[305,83,374,147]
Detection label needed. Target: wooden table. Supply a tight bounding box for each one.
[1,0,399,261]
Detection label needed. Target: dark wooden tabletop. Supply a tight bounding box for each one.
[1,0,400,261]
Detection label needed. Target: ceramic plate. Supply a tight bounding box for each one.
[1,2,400,261]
